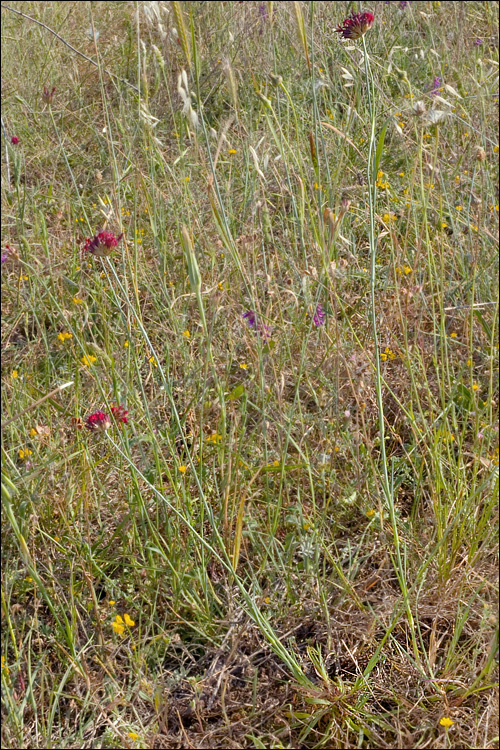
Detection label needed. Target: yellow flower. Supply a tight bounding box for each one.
[239,363,248,369]
[272,460,280,467]
[380,353,387,361]
[128,734,139,742]
[472,383,480,391]
[149,356,157,367]
[1,656,9,674]
[57,332,73,342]
[228,149,237,155]
[494,145,499,153]
[182,330,191,338]
[112,621,125,635]
[12,370,18,379]
[18,449,33,460]
[218,281,223,291]
[124,340,129,348]
[206,433,222,444]
[439,717,454,728]
[81,355,97,366]
[366,509,375,517]
[109,600,115,606]
[123,613,135,627]
[382,213,396,223]
[441,222,448,229]
[73,297,83,305]
[178,465,187,474]
[450,332,458,338]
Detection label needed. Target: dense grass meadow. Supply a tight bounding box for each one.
[1,1,499,747]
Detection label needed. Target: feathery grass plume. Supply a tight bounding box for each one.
[293,1,311,74]
[223,58,239,117]
[171,1,191,68]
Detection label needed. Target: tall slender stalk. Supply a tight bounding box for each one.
[362,35,421,666]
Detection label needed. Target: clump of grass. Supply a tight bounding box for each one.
[1,2,498,749]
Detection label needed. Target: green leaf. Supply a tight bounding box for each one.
[228,384,245,401]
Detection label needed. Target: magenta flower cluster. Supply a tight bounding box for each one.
[83,231,123,257]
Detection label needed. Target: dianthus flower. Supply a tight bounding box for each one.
[11,136,19,145]
[111,404,129,424]
[42,85,56,104]
[83,231,123,257]
[335,11,374,40]
[85,410,111,432]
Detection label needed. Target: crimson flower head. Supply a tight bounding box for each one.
[11,136,19,145]
[83,231,123,257]
[42,85,56,104]
[111,403,129,424]
[335,11,374,40]
[85,410,111,432]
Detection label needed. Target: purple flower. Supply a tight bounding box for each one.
[1,244,13,264]
[313,304,325,327]
[399,1,411,7]
[258,4,267,17]
[11,136,19,145]
[431,76,441,95]
[474,38,482,46]
[243,310,271,338]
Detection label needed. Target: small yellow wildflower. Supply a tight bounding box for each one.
[149,356,157,367]
[228,149,237,155]
[218,281,224,291]
[382,213,396,223]
[472,383,480,391]
[239,363,248,369]
[466,359,471,367]
[112,620,125,635]
[455,205,462,211]
[381,353,387,361]
[123,613,135,627]
[366,509,375,517]
[57,332,73,342]
[441,222,448,229]
[272,460,280,467]
[12,370,18,379]
[494,145,499,153]
[206,433,222,444]
[403,266,412,275]
[182,330,191,338]
[178,465,187,474]
[1,656,9,674]
[81,355,97,366]
[18,449,33,460]
[450,332,458,338]
[128,734,139,742]
[124,340,129,348]
[439,717,454,728]
[73,297,84,305]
